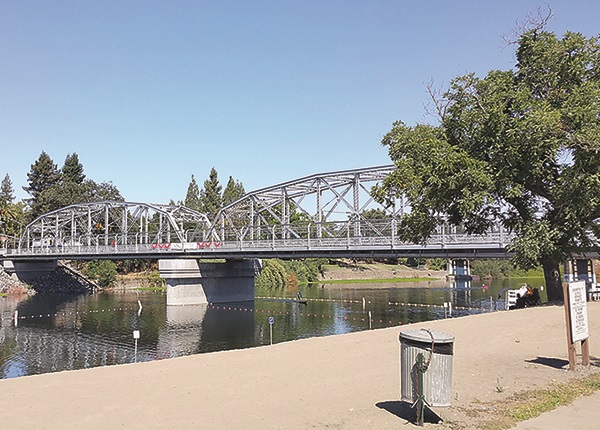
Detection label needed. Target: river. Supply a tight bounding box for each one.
[0,277,544,379]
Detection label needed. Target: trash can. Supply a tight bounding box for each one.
[399,328,454,407]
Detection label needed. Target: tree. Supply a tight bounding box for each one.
[62,153,86,184]
[199,167,222,220]
[84,260,118,288]
[373,27,600,302]
[23,152,122,222]
[83,180,123,202]
[222,176,245,206]
[23,152,61,199]
[23,152,62,220]
[184,175,201,211]
[0,174,14,204]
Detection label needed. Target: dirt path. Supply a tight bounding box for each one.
[0,302,598,429]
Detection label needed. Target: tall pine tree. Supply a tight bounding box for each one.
[23,152,62,220]
[199,167,222,220]
[62,153,86,184]
[222,176,245,206]
[184,175,201,211]
[0,174,14,204]
[23,151,61,199]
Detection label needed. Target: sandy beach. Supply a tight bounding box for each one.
[1,301,599,429]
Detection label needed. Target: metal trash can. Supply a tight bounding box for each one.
[399,328,454,407]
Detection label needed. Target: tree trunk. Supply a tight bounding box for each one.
[542,260,563,302]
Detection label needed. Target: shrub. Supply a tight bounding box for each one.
[84,260,118,287]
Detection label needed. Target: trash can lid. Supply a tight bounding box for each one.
[399,328,454,344]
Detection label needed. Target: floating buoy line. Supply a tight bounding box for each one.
[1,295,491,326]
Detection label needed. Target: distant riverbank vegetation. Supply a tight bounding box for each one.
[77,257,544,291]
[470,260,543,280]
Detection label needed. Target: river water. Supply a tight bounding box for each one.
[0,277,544,379]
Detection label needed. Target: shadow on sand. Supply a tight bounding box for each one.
[376,400,443,425]
[526,356,570,369]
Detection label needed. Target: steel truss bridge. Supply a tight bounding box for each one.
[2,165,514,261]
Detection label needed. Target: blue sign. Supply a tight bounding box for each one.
[268,316,275,325]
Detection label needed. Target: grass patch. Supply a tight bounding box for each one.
[134,286,166,292]
[474,372,600,430]
[321,277,435,284]
[507,373,600,421]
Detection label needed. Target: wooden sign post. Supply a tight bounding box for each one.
[563,281,590,370]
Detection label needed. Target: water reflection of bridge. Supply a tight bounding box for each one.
[0,296,253,378]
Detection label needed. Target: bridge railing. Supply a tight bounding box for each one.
[4,230,514,258]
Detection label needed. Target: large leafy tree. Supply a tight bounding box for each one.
[199,167,222,220]
[373,27,600,302]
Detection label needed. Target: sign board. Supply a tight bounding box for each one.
[133,330,140,339]
[568,281,589,342]
[268,316,275,325]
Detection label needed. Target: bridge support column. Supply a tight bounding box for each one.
[159,259,260,305]
[447,258,471,280]
[564,259,596,285]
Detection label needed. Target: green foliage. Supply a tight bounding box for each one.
[256,258,326,289]
[375,27,600,301]
[0,176,19,234]
[22,152,123,223]
[84,180,123,202]
[184,175,201,211]
[115,259,156,274]
[62,153,85,184]
[84,260,118,288]
[146,271,165,288]
[470,260,543,279]
[426,258,447,271]
[24,152,62,219]
[470,260,515,279]
[199,167,222,220]
[222,176,246,206]
[256,259,287,289]
[1,174,14,204]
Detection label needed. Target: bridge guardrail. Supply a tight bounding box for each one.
[3,231,514,259]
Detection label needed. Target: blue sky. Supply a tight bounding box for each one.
[2,1,599,204]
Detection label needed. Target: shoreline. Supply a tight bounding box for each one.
[1,302,598,429]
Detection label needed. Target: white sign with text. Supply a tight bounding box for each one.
[568,281,589,343]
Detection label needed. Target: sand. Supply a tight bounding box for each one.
[1,302,599,429]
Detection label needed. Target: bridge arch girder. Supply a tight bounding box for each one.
[19,201,213,249]
[210,165,404,242]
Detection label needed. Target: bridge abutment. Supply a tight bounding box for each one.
[159,259,260,305]
[1,260,58,283]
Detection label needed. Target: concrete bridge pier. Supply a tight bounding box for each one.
[564,259,596,285]
[447,258,471,280]
[159,259,260,305]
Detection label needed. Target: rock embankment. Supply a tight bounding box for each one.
[26,263,97,294]
[0,266,33,295]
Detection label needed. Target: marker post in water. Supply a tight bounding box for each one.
[133,330,140,363]
[268,316,274,345]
